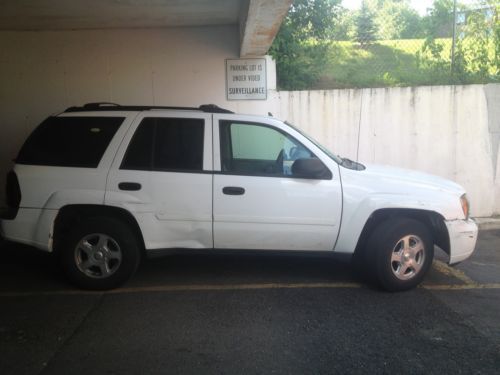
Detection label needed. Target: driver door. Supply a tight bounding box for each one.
[212,115,342,251]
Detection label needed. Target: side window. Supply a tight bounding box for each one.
[16,116,124,168]
[121,117,204,172]
[220,121,323,177]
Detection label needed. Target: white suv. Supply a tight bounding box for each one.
[0,103,478,291]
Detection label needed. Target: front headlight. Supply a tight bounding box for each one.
[460,194,470,220]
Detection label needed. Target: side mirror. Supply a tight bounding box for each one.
[291,158,332,180]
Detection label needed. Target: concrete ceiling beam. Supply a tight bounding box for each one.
[239,0,292,57]
[0,0,242,30]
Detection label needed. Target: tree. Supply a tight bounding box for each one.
[416,0,457,79]
[454,0,499,80]
[375,0,423,39]
[355,0,378,46]
[417,0,499,84]
[332,7,356,41]
[421,0,454,38]
[269,0,342,89]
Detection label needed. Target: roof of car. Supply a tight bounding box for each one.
[64,102,234,114]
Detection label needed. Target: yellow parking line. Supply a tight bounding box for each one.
[423,283,500,291]
[114,282,363,294]
[0,282,362,297]
[432,260,477,285]
[0,281,500,297]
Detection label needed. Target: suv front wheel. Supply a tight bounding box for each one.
[60,217,141,290]
[367,218,434,292]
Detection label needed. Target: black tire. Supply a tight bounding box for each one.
[59,217,141,290]
[365,218,434,292]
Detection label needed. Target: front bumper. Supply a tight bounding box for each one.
[445,218,478,265]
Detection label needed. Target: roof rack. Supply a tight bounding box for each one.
[64,102,234,114]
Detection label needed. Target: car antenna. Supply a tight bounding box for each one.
[268,112,273,117]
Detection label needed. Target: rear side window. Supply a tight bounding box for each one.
[121,117,204,172]
[16,116,124,168]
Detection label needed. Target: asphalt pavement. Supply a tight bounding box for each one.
[1,229,499,375]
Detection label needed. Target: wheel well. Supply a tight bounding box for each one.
[53,205,146,254]
[354,208,450,256]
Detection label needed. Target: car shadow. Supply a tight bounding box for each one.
[0,242,359,292]
[134,251,356,287]
[0,241,459,292]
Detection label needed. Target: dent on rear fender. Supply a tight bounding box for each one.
[104,190,154,211]
[47,220,55,251]
[43,189,106,209]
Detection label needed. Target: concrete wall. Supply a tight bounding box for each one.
[261,84,499,217]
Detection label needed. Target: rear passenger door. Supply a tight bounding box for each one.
[105,111,213,250]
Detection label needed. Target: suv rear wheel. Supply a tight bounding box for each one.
[60,217,141,290]
[366,218,434,292]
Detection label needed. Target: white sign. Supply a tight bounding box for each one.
[226,58,267,100]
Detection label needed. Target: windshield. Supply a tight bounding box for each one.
[284,121,343,164]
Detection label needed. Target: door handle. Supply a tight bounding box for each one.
[118,182,142,191]
[222,186,245,195]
